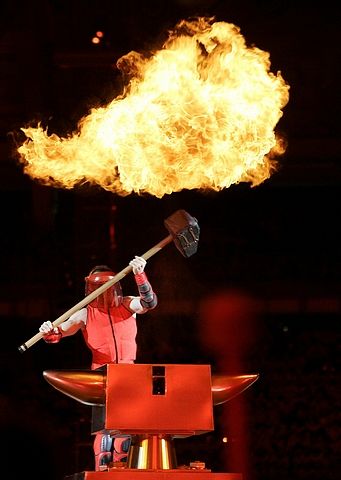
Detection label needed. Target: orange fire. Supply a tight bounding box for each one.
[17,17,290,198]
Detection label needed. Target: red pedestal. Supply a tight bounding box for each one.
[65,470,242,480]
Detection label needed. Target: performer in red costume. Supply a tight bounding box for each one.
[39,256,157,471]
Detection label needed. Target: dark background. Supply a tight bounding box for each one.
[0,1,340,479]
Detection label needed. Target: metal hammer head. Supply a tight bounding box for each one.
[164,209,200,258]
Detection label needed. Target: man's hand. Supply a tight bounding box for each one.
[39,321,62,343]
[129,256,146,274]
[39,320,55,335]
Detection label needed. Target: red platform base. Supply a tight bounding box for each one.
[65,471,242,480]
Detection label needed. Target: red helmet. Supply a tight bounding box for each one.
[85,265,122,311]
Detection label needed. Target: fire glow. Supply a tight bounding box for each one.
[17,17,290,198]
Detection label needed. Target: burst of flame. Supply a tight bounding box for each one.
[17,17,290,198]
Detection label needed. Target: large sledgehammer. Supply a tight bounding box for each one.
[18,209,200,353]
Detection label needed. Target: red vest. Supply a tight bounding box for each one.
[82,301,137,369]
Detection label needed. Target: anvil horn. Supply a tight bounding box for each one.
[43,370,258,406]
[211,374,259,405]
[43,369,106,406]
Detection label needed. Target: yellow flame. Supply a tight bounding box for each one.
[17,17,290,198]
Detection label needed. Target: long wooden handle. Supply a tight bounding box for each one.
[18,234,173,353]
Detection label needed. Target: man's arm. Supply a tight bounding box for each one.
[128,256,158,313]
[39,308,87,343]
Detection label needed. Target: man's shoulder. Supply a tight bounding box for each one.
[70,307,88,321]
[121,296,137,309]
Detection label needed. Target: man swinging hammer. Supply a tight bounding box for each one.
[39,255,157,470]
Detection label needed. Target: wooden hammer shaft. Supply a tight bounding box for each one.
[18,234,172,353]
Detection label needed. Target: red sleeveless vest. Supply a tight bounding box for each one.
[82,301,137,369]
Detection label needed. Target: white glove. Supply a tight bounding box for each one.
[129,256,146,274]
[39,320,55,334]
